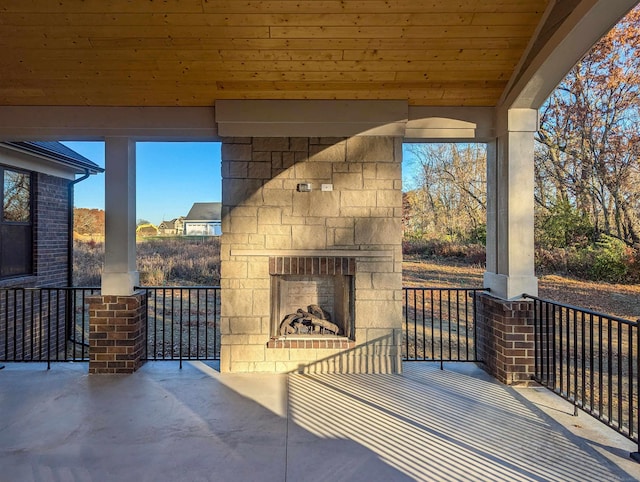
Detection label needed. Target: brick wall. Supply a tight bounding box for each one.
[34,173,70,287]
[220,136,403,373]
[0,172,70,361]
[88,292,147,374]
[476,293,535,384]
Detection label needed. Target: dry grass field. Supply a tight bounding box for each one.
[403,255,640,322]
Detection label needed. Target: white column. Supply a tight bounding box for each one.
[102,137,139,295]
[484,109,538,300]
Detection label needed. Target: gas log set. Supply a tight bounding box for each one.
[279,304,341,336]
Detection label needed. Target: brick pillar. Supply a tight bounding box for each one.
[87,292,147,374]
[476,293,534,385]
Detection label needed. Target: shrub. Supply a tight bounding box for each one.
[587,235,629,283]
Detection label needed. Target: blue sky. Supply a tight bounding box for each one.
[63,141,222,225]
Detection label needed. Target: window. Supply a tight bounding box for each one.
[1,166,32,278]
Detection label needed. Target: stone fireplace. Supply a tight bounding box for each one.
[219,136,403,373]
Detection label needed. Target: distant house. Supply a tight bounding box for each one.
[183,202,222,236]
[158,216,184,236]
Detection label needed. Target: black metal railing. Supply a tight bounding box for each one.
[0,287,98,367]
[403,287,484,366]
[138,286,221,365]
[525,294,639,443]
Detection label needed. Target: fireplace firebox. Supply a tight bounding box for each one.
[270,257,355,341]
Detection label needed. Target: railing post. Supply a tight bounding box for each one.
[631,319,640,463]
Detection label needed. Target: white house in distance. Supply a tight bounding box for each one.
[183,202,222,236]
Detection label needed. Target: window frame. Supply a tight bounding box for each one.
[0,164,34,279]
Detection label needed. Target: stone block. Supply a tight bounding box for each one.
[229,216,257,234]
[252,151,271,162]
[290,137,309,152]
[294,162,332,180]
[221,260,247,279]
[229,362,250,372]
[248,234,266,247]
[341,190,377,207]
[377,190,402,208]
[276,361,298,372]
[291,191,310,216]
[327,218,354,228]
[258,207,282,225]
[230,206,258,217]
[333,172,363,190]
[263,189,292,207]
[346,137,395,162]
[308,142,346,162]
[222,143,252,162]
[239,278,271,289]
[376,163,401,180]
[253,137,290,151]
[363,163,377,179]
[356,289,395,301]
[229,317,263,335]
[223,179,263,206]
[289,348,318,361]
[354,218,402,245]
[265,178,284,190]
[333,227,354,246]
[252,289,270,317]
[247,260,270,280]
[355,300,402,329]
[271,151,282,164]
[249,361,277,372]
[265,234,291,250]
[340,207,371,218]
[227,161,248,178]
[308,191,340,217]
[304,217,326,225]
[248,162,272,179]
[258,224,290,235]
[291,225,327,249]
[221,289,254,317]
[370,207,394,217]
[364,179,394,190]
[355,273,373,289]
[282,152,296,168]
[266,348,290,362]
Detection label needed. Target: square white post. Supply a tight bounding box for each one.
[484,108,538,300]
[102,137,139,295]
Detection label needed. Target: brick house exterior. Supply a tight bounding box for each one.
[0,142,102,361]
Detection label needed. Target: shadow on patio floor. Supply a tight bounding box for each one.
[0,361,638,481]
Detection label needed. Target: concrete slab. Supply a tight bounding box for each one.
[0,362,638,482]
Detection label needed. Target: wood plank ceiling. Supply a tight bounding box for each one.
[0,0,549,107]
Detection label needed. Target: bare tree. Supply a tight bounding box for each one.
[404,143,486,242]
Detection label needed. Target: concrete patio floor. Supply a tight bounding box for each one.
[1,362,639,482]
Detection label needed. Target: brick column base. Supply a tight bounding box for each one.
[87,292,147,374]
[476,293,534,385]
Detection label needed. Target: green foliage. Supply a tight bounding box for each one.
[535,200,593,249]
[586,235,629,283]
[468,224,486,245]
